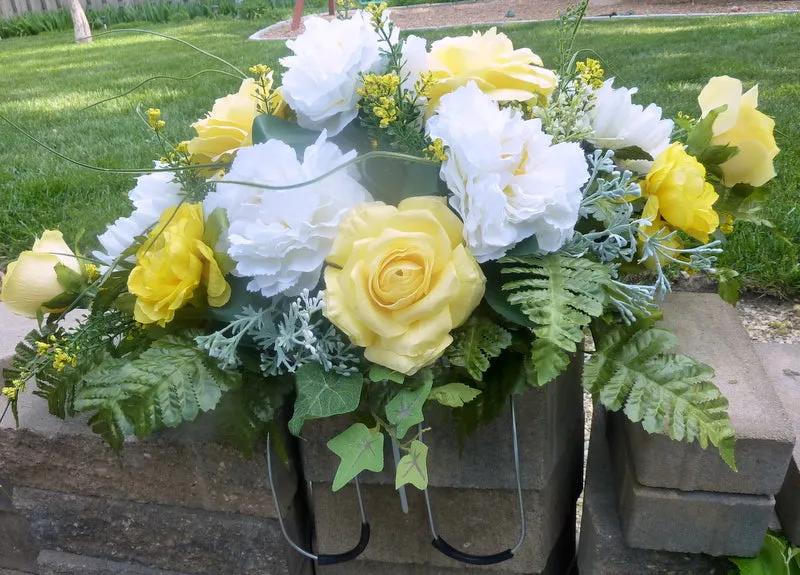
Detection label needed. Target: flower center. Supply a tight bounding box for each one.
[370,249,431,310]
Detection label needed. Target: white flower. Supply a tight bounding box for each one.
[280,12,384,136]
[204,132,373,298]
[587,79,674,173]
[427,83,588,262]
[93,166,182,267]
[400,34,430,95]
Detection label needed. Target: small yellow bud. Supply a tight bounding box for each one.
[147,108,162,130]
[84,263,100,281]
[424,139,448,162]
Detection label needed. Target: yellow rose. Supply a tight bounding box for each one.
[324,197,486,375]
[128,203,231,326]
[426,27,557,113]
[187,78,260,166]
[698,76,780,187]
[0,230,82,318]
[643,143,719,243]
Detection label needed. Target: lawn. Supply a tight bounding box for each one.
[0,13,798,294]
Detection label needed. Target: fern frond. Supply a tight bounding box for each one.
[75,335,240,450]
[446,315,512,381]
[585,321,736,469]
[499,254,610,384]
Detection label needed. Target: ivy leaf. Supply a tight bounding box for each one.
[428,383,481,408]
[385,371,433,439]
[612,145,653,162]
[395,440,429,490]
[252,113,318,149]
[729,532,798,575]
[717,268,741,307]
[288,363,364,437]
[446,315,512,381]
[327,423,385,491]
[368,365,405,384]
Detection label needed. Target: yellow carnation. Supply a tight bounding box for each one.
[0,230,81,318]
[698,76,780,187]
[324,196,485,375]
[426,27,557,113]
[187,78,261,166]
[128,203,231,326]
[643,143,719,243]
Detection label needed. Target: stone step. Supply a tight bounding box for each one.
[622,293,795,495]
[609,411,773,557]
[0,569,36,575]
[755,342,800,546]
[12,487,304,575]
[37,550,192,575]
[0,509,39,573]
[577,407,733,574]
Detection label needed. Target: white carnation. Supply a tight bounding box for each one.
[587,79,674,173]
[93,166,182,267]
[427,82,588,262]
[204,132,373,298]
[280,12,383,136]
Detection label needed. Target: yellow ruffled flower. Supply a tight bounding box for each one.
[324,196,486,375]
[128,203,231,326]
[698,76,780,187]
[642,143,719,243]
[187,78,261,166]
[426,27,557,113]
[0,230,82,318]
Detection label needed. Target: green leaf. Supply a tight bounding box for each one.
[75,335,238,450]
[686,104,726,157]
[482,262,536,330]
[505,235,539,257]
[203,207,235,275]
[368,365,405,384]
[446,315,512,381]
[54,262,86,293]
[698,144,739,167]
[251,113,319,149]
[385,371,433,439]
[613,145,653,162]
[288,363,363,437]
[499,254,609,384]
[585,320,736,469]
[399,163,443,200]
[729,532,796,575]
[395,440,429,490]
[717,268,741,307]
[428,383,481,408]
[327,423,385,491]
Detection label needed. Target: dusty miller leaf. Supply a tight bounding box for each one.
[288,363,363,437]
[328,423,385,491]
[395,440,429,490]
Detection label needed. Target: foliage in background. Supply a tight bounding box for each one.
[729,531,800,575]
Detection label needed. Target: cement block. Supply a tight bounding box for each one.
[0,509,39,572]
[609,411,772,557]
[0,570,34,575]
[756,343,800,546]
[578,407,733,575]
[301,355,584,491]
[308,440,583,574]
[37,550,192,575]
[12,487,294,575]
[0,303,39,373]
[624,293,795,495]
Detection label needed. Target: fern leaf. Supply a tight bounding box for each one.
[446,315,512,381]
[585,321,736,469]
[499,254,609,385]
[75,335,239,449]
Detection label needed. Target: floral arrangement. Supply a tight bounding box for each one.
[0,2,781,488]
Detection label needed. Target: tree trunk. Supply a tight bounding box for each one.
[68,0,92,44]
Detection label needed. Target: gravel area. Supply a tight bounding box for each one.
[254,0,800,39]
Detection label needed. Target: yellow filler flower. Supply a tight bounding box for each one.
[324,197,485,376]
[128,203,231,326]
[642,142,719,243]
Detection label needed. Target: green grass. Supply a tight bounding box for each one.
[0,14,798,294]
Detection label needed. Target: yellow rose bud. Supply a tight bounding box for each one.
[698,76,780,187]
[426,28,557,114]
[187,78,261,166]
[0,230,81,318]
[128,203,231,326]
[643,143,719,243]
[324,196,486,376]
